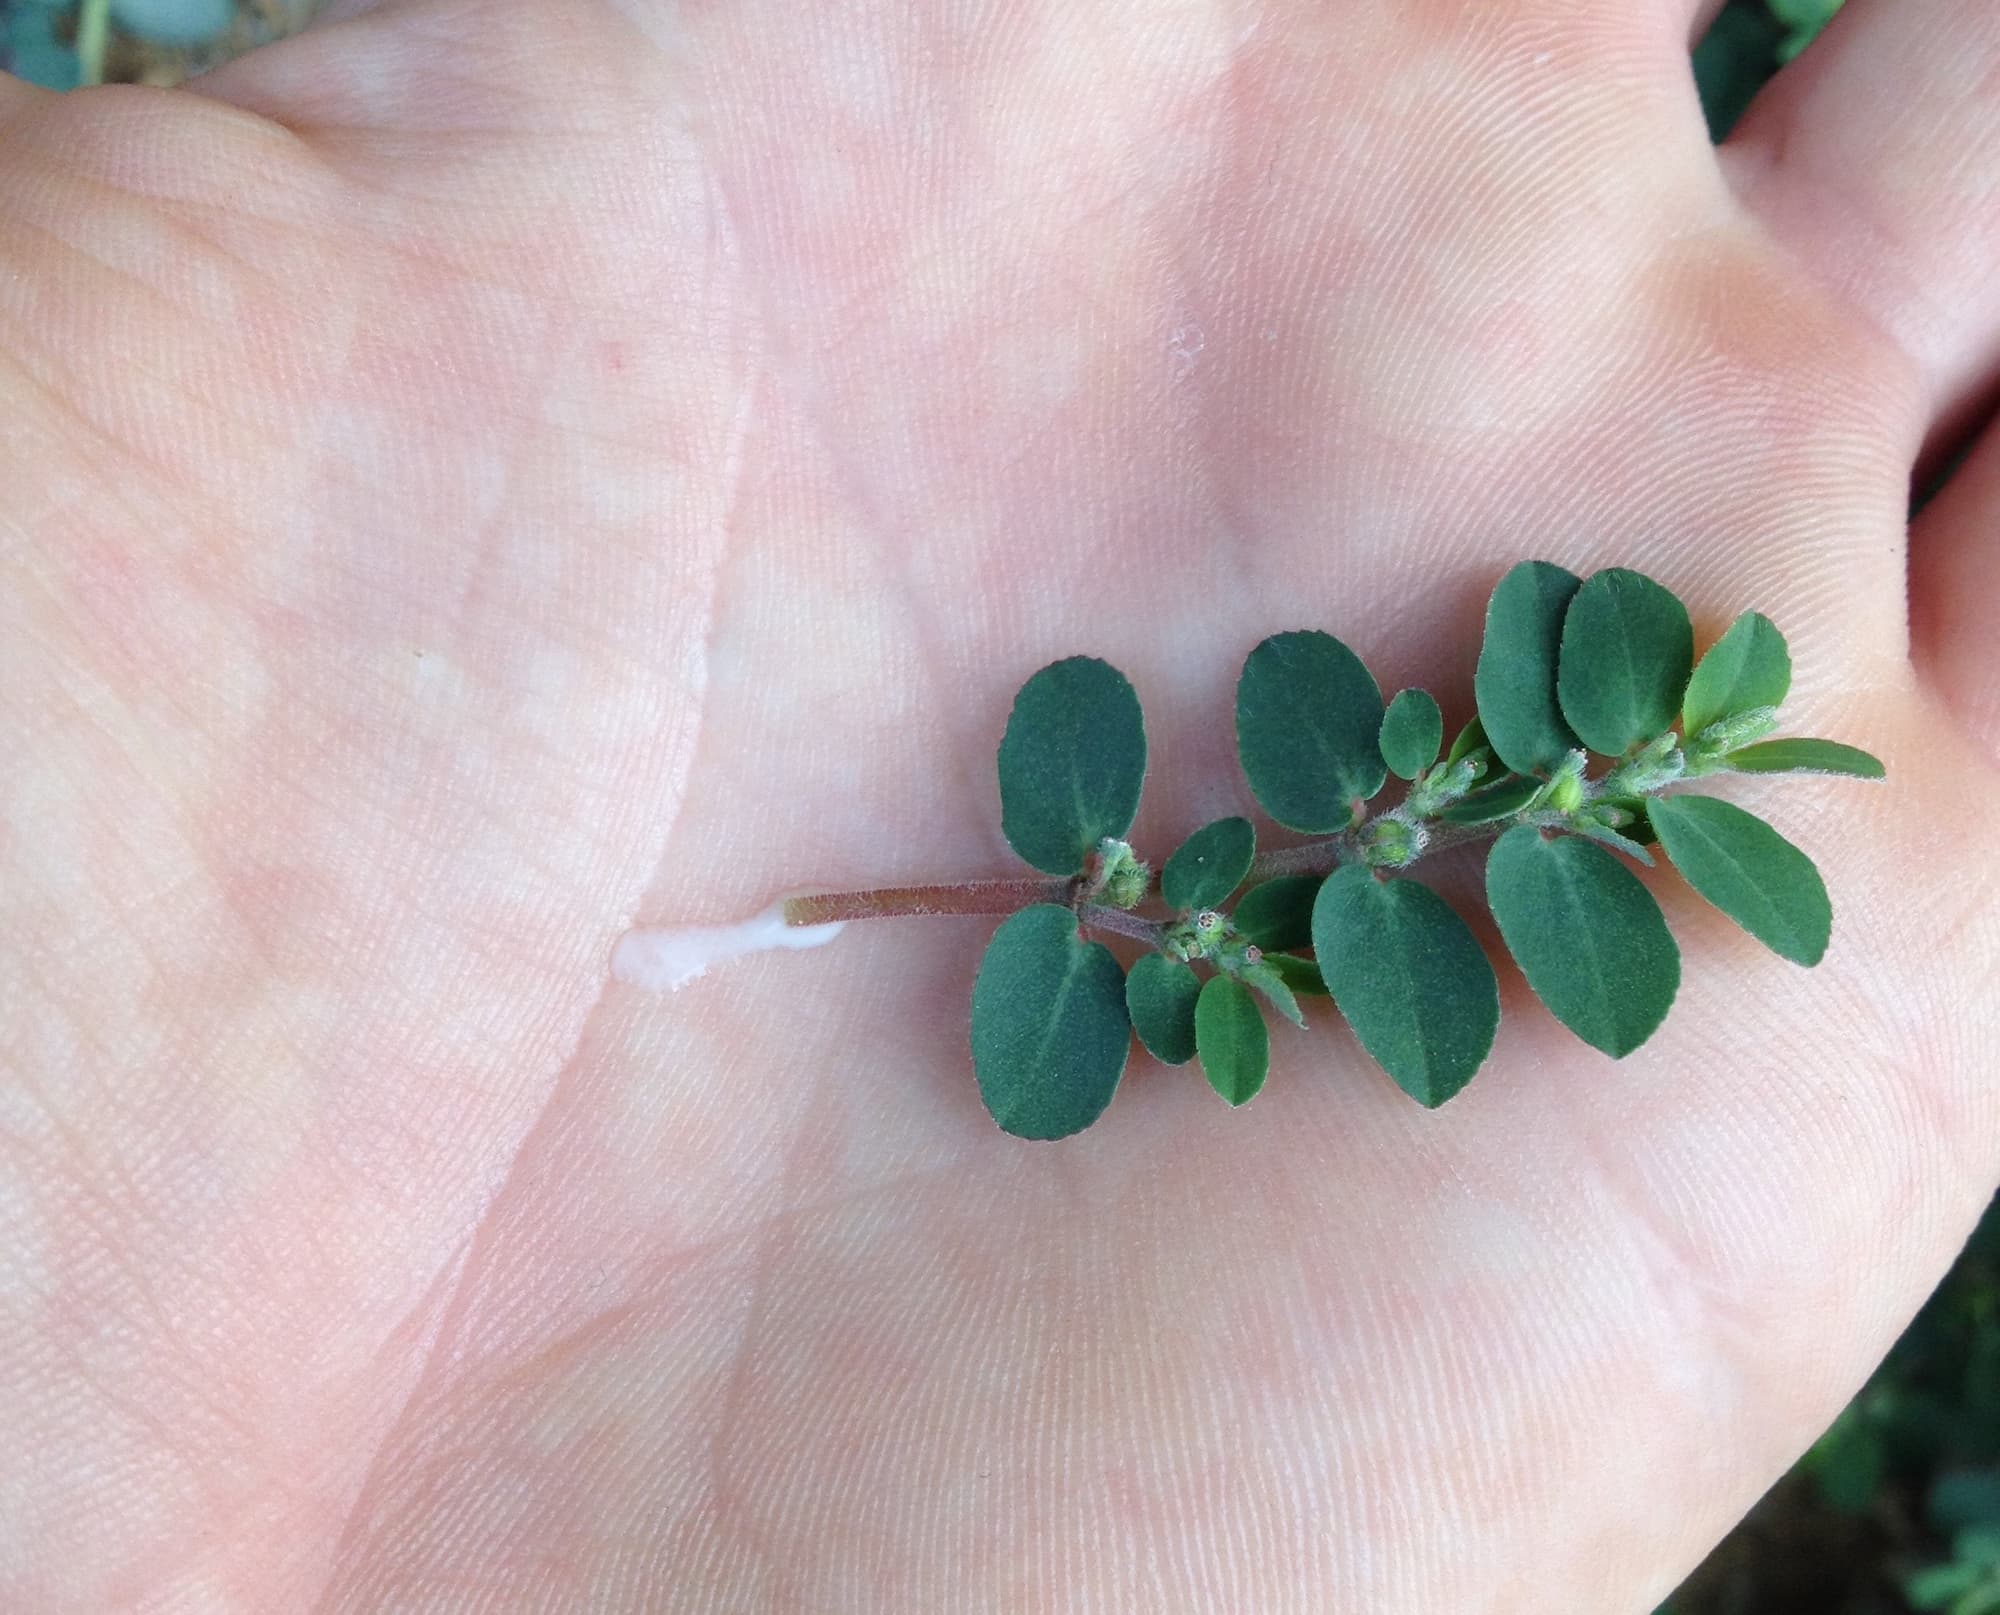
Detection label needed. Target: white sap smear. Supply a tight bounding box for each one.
[612,903,846,993]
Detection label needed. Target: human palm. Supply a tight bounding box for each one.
[4,1,1997,1608]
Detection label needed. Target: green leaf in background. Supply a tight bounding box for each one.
[1312,865,1500,1106]
[1649,793,1831,965]
[1195,974,1269,1106]
[1558,567,1695,757]
[1261,952,1328,997]
[1932,1470,2000,1536]
[1722,737,1886,779]
[1475,560,1583,775]
[1236,630,1387,831]
[997,656,1147,875]
[1486,825,1681,1057]
[1380,688,1444,781]
[1231,875,1322,952]
[1445,712,1490,768]
[1806,1406,1890,1514]
[970,904,1130,1138]
[1903,1562,1985,1612]
[1160,816,1256,913]
[1438,773,1544,824]
[1240,959,1306,1027]
[1682,609,1792,740]
[1958,1528,2000,1571]
[1126,952,1201,1065]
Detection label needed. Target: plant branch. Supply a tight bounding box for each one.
[782,878,1069,926]
[782,766,1654,937]
[1077,905,1164,946]
[1244,835,1351,881]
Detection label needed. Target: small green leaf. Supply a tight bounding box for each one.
[1380,688,1444,781]
[1906,1564,1985,1612]
[1596,796,1658,846]
[1683,610,1791,739]
[970,905,1130,1138]
[1486,825,1680,1057]
[1570,821,1656,866]
[1231,876,1322,951]
[1194,974,1269,1105]
[1261,952,1328,996]
[1445,713,1490,768]
[1125,952,1201,1065]
[1313,865,1499,1106]
[1558,567,1695,756]
[1240,959,1305,1026]
[1649,794,1831,965]
[1722,738,1886,780]
[1438,773,1544,824]
[1475,560,1583,775]
[1160,816,1256,913]
[997,657,1147,876]
[1236,630,1387,832]
[1905,1564,1984,1612]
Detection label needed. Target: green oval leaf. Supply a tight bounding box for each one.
[1260,952,1328,996]
[1194,974,1269,1106]
[997,657,1147,875]
[1239,959,1305,1026]
[1438,773,1543,824]
[1160,816,1256,913]
[1557,567,1694,756]
[1231,875,1322,951]
[1569,821,1655,866]
[1475,560,1583,775]
[970,905,1130,1138]
[1649,794,1831,965]
[1485,826,1680,1057]
[1722,738,1885,780]
[1379,688,1444,781]
[1125,952,1201,1064]
[1312,866,1499,1106]
[1445,713,1490,768]
[1682,610,1791,740]
[1235,630,1386,832]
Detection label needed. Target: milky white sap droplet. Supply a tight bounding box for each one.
[612,903,845,993]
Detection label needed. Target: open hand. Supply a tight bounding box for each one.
[3,1,1996,1607]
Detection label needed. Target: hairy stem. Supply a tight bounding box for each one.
[780,771,1627,936]
[1077,905,1164,946]
[782,878,1068,926]
[1244,836,1352,881]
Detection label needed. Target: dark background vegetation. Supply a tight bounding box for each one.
[2,1,1993,1609]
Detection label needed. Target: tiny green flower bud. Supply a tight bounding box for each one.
[1687,705,1780,762]
[1094,838,1151,909]
[1359,816,1426,868]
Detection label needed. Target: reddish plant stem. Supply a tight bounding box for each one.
[1077,905,1164,946]
[782,878,1069,927]
[782,880,1162,947]
[783,816,1518,933]
[1244,836,1349,882]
